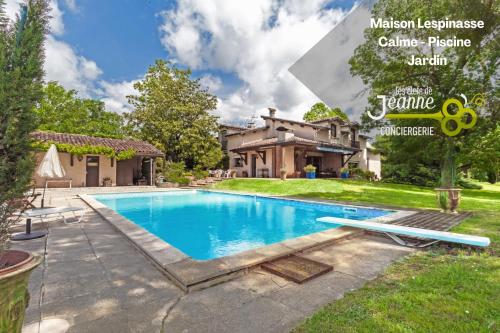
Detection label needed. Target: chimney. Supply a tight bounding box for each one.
[268,107,276,118]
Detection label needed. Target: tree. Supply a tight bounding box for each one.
[303,102,349,122]
[126,60,222,169]
[350,0,499,187]
[34,81,125,138]
[0,0,49,250]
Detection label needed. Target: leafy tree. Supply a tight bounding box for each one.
[0,0,49,250]
[34,81,125,138]
[303,102,349,122]
[126,60,222,169]
[350,0,499,187]
[459,123,500,184]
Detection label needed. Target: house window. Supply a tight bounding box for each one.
[234,158,243,167]
[331,124,337,138]
[348,162,359,169]
[111,157,114,168]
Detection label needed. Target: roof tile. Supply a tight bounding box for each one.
[32,131,164,157]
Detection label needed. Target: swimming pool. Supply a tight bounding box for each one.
[92,190,393,260]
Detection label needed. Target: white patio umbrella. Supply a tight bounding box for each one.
[37,144,66,207]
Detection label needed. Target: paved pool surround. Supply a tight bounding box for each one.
[80,190,415,291]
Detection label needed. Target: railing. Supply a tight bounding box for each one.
[351,141,360,148]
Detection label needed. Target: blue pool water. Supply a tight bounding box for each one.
[92,191,393,260]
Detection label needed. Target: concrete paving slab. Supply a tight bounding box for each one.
[15,187,416,333]
[220,297,304,333]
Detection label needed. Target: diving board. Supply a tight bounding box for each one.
[317,217,490,247]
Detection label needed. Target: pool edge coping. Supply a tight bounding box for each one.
[79,190,416,292]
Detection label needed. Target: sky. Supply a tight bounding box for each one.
[5,0,357,125]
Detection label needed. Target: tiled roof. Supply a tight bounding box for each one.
[219,124,247,131]
[32,131,164,157]
[224,126,269,137]
[232,135,359,152]
[309,116,347,124]
[261,116,329,129]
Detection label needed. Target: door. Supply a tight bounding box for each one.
[306,156,322,172]
[251,155,257,177]
[86,156,99,187]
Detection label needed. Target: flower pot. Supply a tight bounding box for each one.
[102,180,112,187]
[280,172,287,180]
[306,171,316,179]
[435,188,462,213]
[340,172,349,179]
[0,250,42,333]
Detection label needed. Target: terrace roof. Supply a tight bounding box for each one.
[32,131,164,157]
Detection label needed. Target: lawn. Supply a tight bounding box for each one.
[211,179,500,332]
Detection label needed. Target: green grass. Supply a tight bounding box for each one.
[211,179,500,332]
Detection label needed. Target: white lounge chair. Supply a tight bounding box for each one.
[23,206,86,224]
[317,217,490,248]
[11,206,86,241]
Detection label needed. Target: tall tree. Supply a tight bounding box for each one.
[126,60,222,169]
[0,0,49,250]
[303,102,349,122]
[350,0,499,187]
[34,81,125,138]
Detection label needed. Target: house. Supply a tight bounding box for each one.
[220,108,381,179]
[32,131,164,187]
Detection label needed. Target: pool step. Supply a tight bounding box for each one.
[261,255,333,284]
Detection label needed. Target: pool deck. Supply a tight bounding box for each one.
[79,189,414,291]
[12,187,420,333]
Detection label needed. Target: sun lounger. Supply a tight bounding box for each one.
[12,206,86,241]
[317,217,490,248]
[23,206,86,224]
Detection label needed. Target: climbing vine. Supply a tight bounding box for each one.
[31,141,136,160]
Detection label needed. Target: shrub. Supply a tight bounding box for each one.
[193,166,209,180]
[457,179,483,189]
[169,175,190,185]
[304,164,316,172]
[487,171,497,184]
[164,161,186,182]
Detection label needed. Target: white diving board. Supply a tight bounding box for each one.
[317,217,490,247]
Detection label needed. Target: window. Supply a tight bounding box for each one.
[234,158,243,167]
[331,124,337,138]
[348,162,359,169]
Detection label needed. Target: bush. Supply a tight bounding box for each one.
[382,163,439,187]
[304,164,316,172]
[457,179,483,189]
[193,166,209,180]
[487,171,497,184]
[350,168,377,181]
[169,175,190,185]
[164,161,186,182]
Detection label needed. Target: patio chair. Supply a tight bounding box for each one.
[8,185,41,211]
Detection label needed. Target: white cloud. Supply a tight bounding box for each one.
[99,80,139,114]
[44,35,102,96]
[5,0,135,114]
[5,0,65,35]
[63,0,78,12]
[198,74,222,93]
[160,0,347,123]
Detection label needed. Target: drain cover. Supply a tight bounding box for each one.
[261,255,333,284]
